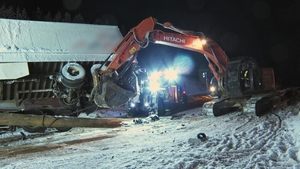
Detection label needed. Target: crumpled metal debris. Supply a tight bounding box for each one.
[133,114,160,124]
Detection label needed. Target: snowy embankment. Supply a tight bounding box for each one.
[0,102,300,169]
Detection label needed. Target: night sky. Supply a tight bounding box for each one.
[1,0,300,87]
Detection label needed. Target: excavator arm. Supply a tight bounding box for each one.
[107,17,228,81]
[107,17,156,71]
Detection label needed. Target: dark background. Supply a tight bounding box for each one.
[1,0,299,87]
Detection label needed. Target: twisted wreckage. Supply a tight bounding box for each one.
[0,18,297,132]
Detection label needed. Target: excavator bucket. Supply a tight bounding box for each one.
[93,79,136,108]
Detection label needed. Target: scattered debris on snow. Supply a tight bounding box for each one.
[1,102,300,169]
[133,114,160,125]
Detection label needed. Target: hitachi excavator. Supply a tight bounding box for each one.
[0,17,295,132]
[93,17,228,108]
[95,17,281,116]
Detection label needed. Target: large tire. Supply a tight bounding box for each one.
[22,126,47,133]
[55,127,72,132]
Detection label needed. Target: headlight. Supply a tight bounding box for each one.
[149,71,162,82]
[149,80,161,93]
[163,68,179,82]
[148,71,163,93]
[130,102,135,108]
[209,86,216,93]
[144,102,149,107]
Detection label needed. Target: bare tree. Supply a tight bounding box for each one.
[44,12,52,21]
[102,14,118,25]
[15,7,28,20]
[62,12,72,22]
[35,7,43,20]
[21,8,28,19]
[53,11,62,22]
[72,14,84,23]
[93,18,104,24]
[0,5,16,18]
[0,5,7,18]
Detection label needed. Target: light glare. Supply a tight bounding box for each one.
[210,86,216,92]
[149,80,161,93]
[130,102,135,108]
[163,68,179,81]
[149,71,162,82]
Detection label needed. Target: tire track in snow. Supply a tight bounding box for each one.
[185,112,295,168]
[0,134,115,157]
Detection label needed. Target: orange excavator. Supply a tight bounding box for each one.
[93,17,284,116]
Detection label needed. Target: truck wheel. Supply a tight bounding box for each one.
[22,126,47,133]
[55,127,72,132]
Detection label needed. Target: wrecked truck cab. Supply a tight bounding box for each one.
[0,19,125,131]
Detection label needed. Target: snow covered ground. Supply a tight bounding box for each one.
[1,102,300,169]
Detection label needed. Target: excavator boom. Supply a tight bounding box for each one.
[107,17,156,70]
[107,17,228,82]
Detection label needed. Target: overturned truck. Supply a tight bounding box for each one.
[0,19,126,131]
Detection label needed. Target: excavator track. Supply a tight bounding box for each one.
[203,58,253,116]
[203,58,299,116]
[203,88,300,116]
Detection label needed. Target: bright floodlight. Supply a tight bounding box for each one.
[149,71,162,82]
[130,102,135,108]
[149,80,161,93]
[210,86,216,92]
[163,68,179,82]
[148,71,162,93]
[144,102,149,107]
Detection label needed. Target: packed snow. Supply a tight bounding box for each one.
[0,102,300,169]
